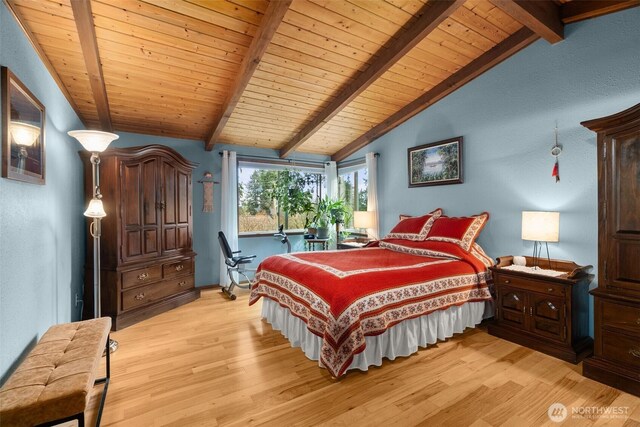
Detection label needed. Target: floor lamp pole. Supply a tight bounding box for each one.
[67,130,120,354]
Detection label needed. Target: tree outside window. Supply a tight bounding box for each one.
[338,166,368,229]
[238,165,325,233]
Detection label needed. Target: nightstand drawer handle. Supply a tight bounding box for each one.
[636,318,640,326]
[547,287,554,293]
[134,293,145,301]
[504,279,510,284]
[137,272,149,281]
[630,348,640,359]
[510,294,520,302]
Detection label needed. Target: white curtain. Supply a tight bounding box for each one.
[219,150,238,287]
[366,152,380,240]
[325,161,338,201]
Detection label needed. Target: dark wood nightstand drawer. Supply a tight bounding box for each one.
[494,273,565,297]
[601,300,640,335]
[602,330,640,369]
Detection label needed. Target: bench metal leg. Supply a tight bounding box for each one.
[93,333,111,426]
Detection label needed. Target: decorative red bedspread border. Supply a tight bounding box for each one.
[249,243,493,377]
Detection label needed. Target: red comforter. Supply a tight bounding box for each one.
[249,241,493,377]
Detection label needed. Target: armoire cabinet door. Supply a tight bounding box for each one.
[604,129,640,295]
[120,157,160,262]
[161,160,191,254]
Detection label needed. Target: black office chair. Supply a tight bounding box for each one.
[218,231,256,300]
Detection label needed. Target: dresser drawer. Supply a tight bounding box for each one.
[494,273,565,297]
[122,277,195,311]
[163,258,193,279]
[602,330,640,369]
[121,264,162,289]
[601,300,640,335]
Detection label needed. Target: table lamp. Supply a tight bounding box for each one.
[522,211,560,269]
[354,211,375,239]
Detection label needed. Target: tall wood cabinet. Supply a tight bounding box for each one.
[82,145,200,330]
[581,104,640,397]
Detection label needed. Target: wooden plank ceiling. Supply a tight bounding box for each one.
[6,0,638,160]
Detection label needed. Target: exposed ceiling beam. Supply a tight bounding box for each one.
[492,0,563,44]
[205,0,292,151]
[278,0,466,159]
[3,0,86,126]
[70,0,112,131]
[561,0,639,24]
[331,28,539,162]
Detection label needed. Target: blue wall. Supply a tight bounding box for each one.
[110,135,328,286]
[0,2,86,381]
[344,8,640,334]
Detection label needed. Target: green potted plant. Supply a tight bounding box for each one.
[313,197,351,239]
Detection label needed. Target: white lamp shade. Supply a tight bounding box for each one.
[522,211,559,242]
[354,211,375,229]
[84,198,107,218]
[68,130,119,153]
[10,122,40,146]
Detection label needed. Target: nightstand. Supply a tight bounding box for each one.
[488,256,594,363]
[337,239,372,250]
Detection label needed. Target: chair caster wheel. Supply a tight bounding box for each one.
[230,294,237,301]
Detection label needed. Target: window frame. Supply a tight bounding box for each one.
[236,158,326,236]
[338,160,368,236]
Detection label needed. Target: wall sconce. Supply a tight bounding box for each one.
[522,211,560,268]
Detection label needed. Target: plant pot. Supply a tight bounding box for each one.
[316,227,329,239]
[307,227,317,236]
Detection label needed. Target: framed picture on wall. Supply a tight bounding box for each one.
[408,136,463,187]
[1,66,46,185]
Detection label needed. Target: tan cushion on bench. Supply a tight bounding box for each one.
[0,317,111,427]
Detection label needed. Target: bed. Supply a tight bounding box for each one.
[249,210,494,377]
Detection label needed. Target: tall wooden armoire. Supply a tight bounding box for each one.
[82,145,200,330]
[581,104,640,396]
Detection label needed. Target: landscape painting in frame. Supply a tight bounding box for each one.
[408,137,463,187]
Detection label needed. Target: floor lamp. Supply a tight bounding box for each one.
[68,130,119,353]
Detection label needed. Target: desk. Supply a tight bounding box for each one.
[305,238,329,251]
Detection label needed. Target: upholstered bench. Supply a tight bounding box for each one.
[0,318,111,427]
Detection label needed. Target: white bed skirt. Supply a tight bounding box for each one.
[261,297,494,373]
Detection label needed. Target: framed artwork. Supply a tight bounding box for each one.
[408,136,463,187]
[2,66,46,185]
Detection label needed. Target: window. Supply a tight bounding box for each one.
[338,164,368,229]
[238,162,325,233]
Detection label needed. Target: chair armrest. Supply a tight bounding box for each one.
[232,250,242,254]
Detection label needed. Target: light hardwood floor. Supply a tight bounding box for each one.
[85,289,640,427]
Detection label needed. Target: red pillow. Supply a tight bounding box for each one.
[384,209,442,241]
[425,212,489,252]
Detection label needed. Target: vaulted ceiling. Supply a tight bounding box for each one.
[5,0,637,160]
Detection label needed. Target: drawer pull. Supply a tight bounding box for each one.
[178,281,187,287]
[547,287,554,293]
[134,293,146,301]
[636,318,640,326]
[504,279,510,284]
[175,264,184,272]
[137,272,149,281]
[629,348,640,359]
[510,294,520,302]
[546,301,557,311]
